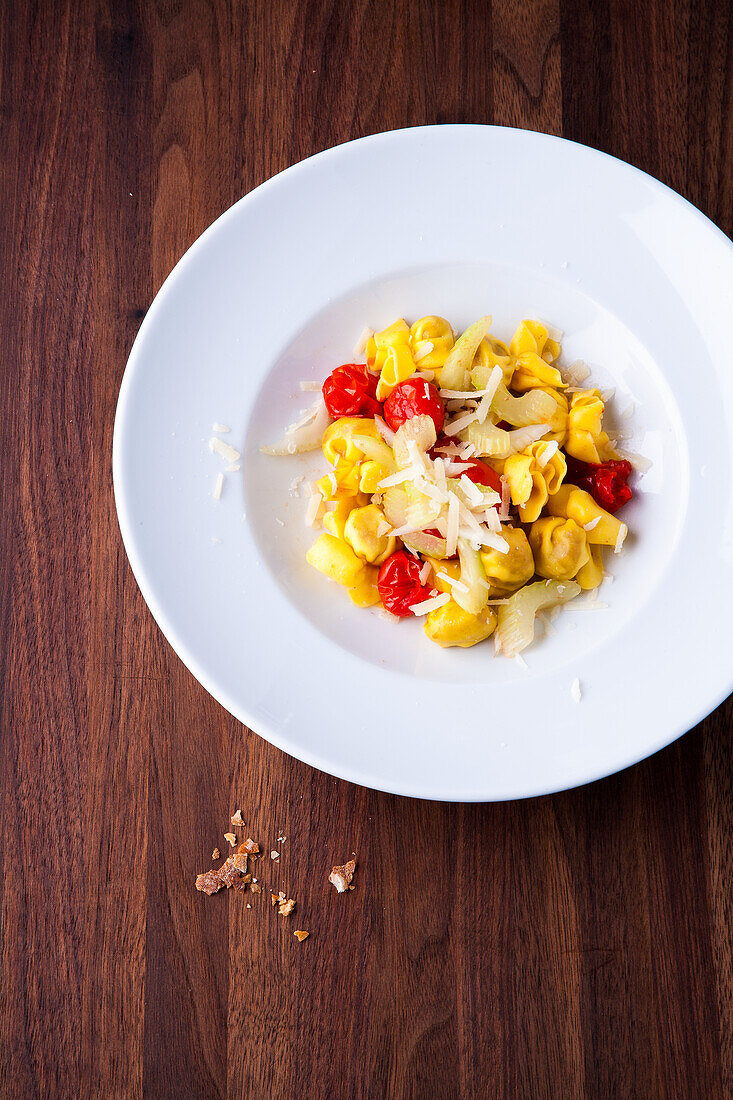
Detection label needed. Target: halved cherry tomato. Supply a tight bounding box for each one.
[322,364,381,419]
[377,550,431,617]
[565,455,633,513]
[383,378,445,434]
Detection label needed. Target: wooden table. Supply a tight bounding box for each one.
[3,1,732,1096]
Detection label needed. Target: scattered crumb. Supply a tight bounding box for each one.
[239,838,260,854]
[277,836,287,843]
[211,847,220,861]
[250,883,262,894]
[246,903,252,909]
[211,536,222,544]
[294,930,309,942]
[279,898,296,916]
[230,810,245,827]
[196,870,224,896]
[271,850,280,860]
[329,858,357,893]
[224,832,237,847]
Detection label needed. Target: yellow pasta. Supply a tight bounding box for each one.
[502,441,566,522]
[479,527,535,595]
[565,389,617,463]
[409,315,455,370]
[528,517,590,581]
[546,484,627,548]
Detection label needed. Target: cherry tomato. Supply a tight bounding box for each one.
[322,364,381,419]
[565,456,633,513]
[383,378,445,434]
[377,550,431,617]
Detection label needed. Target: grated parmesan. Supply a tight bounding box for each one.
[570,677,582,702]
[213,472,225,500]
[352,326,374,358]
[537,440,559,467]
[413,341,434,361]
[614,523,628,554]
[225,463,240,472]
[213,422,231,433]
[584,517,601,531]
[443,409,479,436]
[299,380,321,392]
[410,592,450,616]
[209,437,241,464]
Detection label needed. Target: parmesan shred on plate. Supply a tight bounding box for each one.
[213,472,225,501]
[212,422,230,434]
[209,437,241,464]
[570,677,582,703]
[410,592,450,616]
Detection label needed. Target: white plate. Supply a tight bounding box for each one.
[113,125,733,801]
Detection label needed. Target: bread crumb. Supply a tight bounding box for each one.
[279,898,296,917]
[211,848,220,861]
[239,838,260,854]
[224,832,237,847]
[329,858,356,893]
[246,903,252,909]
[230,810,245,827]
[294,930,309,942]
[271,850,280,860]
[250,883,262,894]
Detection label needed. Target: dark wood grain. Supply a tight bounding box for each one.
[1,1,732,1097]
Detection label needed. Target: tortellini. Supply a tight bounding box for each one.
[320,418,391,497]
[344,504,396,565]
[502,441,566,523]
[546,484,627,549]
[472,334,514,387]
[479,527,535,595]
[424,599,497,648]
[528,517,590,581]
[509,320,565,392]
[565,389,617,463]
[366,319,417,401]
[409,315,455,370]
[576,543,605,590]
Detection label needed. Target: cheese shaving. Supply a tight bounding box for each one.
[299,380,321,392]
[352,326,374,358]
[418,561,431,584]
[209,437,241,463]
[376,521,393,538]
[213,472,224,500]
[446,495,459,557]
[413,341,434,361]
[305,486,324,527]
[570,677,582,703]
[410,592,450,616]
[614,524,628,554]
[213,422,230,433]
[537,440,559,467]
[444,410,480,437]
[583,517,601,531]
